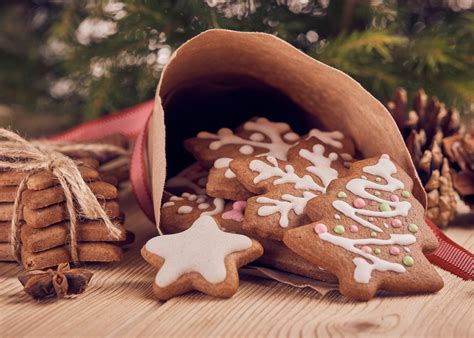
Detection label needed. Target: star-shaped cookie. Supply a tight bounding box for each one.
[142,215,263,299]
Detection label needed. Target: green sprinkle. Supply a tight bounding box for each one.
[374,191,381,197]
[379,202,391,212]
[370,231,377,238]
[337,191,347,198]
[401,191,411,198]
[334,225,345,234]
[374,248,381,255]
[408,223,418,233]
[375,177,382,182]
[403,256,415,266]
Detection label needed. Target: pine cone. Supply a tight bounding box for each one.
[386,88,467,227]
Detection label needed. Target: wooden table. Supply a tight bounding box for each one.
[1,187,473,337]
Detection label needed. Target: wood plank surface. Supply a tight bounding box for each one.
[0,186,473,337]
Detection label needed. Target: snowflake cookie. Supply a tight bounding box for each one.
[283,155,444,300]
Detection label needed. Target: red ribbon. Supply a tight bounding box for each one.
[48,101,474,281]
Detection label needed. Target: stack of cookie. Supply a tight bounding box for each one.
[149,117,443,300]
[0,158,129,270]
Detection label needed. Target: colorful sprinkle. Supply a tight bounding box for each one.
[401,191,411,198]
[390,194,400,202]
[391,219,402,228]
[374,191,381,197]
[403,256,415,266]
[334,214,341,220]
[361,246,372,253]
[404,247,411,253]
[370,231,377,238]
[368,217,375,222]
[389,246,401,256]
[379,202,391,212]
[375,177,382,182]
[374,248,381,255]
[381,154,390,159]
[334,225,345,234]
[337,191,347,198]
[353,198,366,208]
[408,223,418,233]
[314,223,328,234]
[349,225,359,233]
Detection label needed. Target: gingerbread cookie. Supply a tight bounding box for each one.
[230,137,348,240]
[283,155,444,300]
[165,162,208,196]
[142,214,263,299]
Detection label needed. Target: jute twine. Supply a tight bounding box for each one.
[0,128,126,263]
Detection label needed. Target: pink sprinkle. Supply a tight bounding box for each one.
[381,154,390,159]
[368,217,375,222]
[389,246,400,256]
[391,219,402,228]
[353,198,366,208]
[222,201,247,222]
[314,223,328,234]
[349,225,359,233]
[390,194,400,202]
[361,246,372,253]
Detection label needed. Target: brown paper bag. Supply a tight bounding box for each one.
[145,29,425,225]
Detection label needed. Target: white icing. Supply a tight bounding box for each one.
[198,118,294,160]
[196,197,206,204]
[214,158,236,179]
[384,223,389,228]
[332,157,412,233]
[198,203,210,210]
[319,232,416,283]
[182,192,197,201]
[202,198,225,216]
[250,132,265,141]
[239,145,254,155]
[307,129,344,149]
[170,196,183,201]
[299,144,339,189]
[334,214,341,220]
[283,132,299,142]
[341,153,353,161]
[146,215,252,287]
[361,175,367,180]
[404,247,411,253]
[162,202,175,208]
[256,191,316,227]
[178,206,193,214]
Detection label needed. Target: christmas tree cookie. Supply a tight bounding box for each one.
[283,155,444,300]
[230,137,349,240]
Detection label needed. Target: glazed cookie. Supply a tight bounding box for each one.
[283,155,444,300]
[230,137,349,240]
[142,215,263,300]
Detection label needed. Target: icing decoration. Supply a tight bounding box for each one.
[337,191,347,198]
[389,246,400,256]
[214,158,236,179]
[381,154,390,159]
[202,198,225,216]
[299,144,339,188]
[391,219,402,228]
[402,256,414,266]
[331,156,412,233]
[390,195,399,202]
[283,132,299,142]
[370,231,377,238]
[196,197,206,204]
[145,215,252,287]
[334,225,345,234]
[383,223,390,228]
[361,175,367,180]
[198,203,210,210]
[222,201,247,222]
[349,225,359,233]
[361,246,372,253]
[368,217,375,221]
[162,201,175,208]
[341,153,353,161]
[408,223,418,233]
[404,247,411,253]
[170,196,183,201]
[334,214,341,220]
[353,198,366,208]
[249,132,265,141]
[314,223,328,234]
[375,177,382,182]
[256,192,316,227]
[401,191,411,198]
[374,191,381,197]
[307,129,344,149]
[239,145,254,155]
[182,192,197,201]
[178,206,193,214]
[318,231,416,283]
[373,248,381,255]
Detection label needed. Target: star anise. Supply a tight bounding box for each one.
[18,263,93,300]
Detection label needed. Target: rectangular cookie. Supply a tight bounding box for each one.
[0,186,19,203]
[20,220,126,253]
[0,221,10,242]
[22,181,118,210]
[26,164,100,191]
[21,242,123,270]
[0,203,14,222]
[0,242,15,261]
[0,171,27,187]
[23,200,120,228]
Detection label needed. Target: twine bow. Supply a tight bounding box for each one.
[0,128,123,263]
